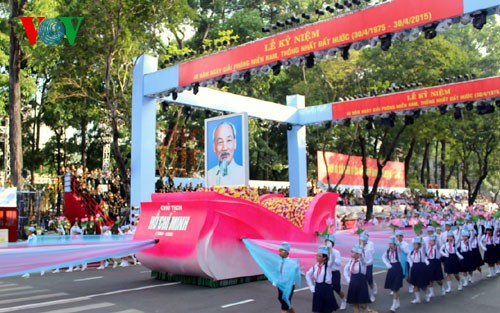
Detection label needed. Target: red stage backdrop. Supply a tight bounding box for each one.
[332,76,500,119]
[317,151,406,188]
[178,0,463,86]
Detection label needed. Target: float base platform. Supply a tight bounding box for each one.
[151,271,267,287]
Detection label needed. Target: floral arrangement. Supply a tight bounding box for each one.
[80,217,89,228]
[199,186,260,203]
[260,197,313,228]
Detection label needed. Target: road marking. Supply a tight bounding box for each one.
[0,282,181,313]
[140,271,151,273]
[471,293,482,300]
[294,287,310,292]
[221,299,254,308]
[41,302,115,313]
[0,292,68,305]
[112,309,144,313]
[0,289,48,298]
[0,284,18,289]
[374,270,387,275]
[74,276,103,282]
[0,286,32,293]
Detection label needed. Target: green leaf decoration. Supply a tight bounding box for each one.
[356,227,365,235]
[413,221,423,234]
[320,228,329,237]
[431,220,440,228]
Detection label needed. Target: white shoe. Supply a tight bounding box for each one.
[21,273,30,278]
[97,266,105,270]
[120,261,129,267]
[340,299,347,310]
[441,287,446,296]
[373,283,378,295]
[488,268,494,277]
[457,283,463,291]
[104,261,109,268]
[395,299,400,309]
[409,285,414,293]
[390,301,397,312]
[411,298,421,304]
[65,268,73,273]
[425,293,431,303]
[81,264,87,271]
[496,267,500,274]
[40,271,45,276]
[113,262,118,269]
[469,275,473,283]
[370,294,376,302]
[390,291,394,295]
[52,269,60,274]
[463,279,468,287]
[446,281,452,293]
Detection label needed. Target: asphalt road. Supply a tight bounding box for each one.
[0,264,499,313]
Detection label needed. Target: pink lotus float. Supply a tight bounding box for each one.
[134,188,338,281]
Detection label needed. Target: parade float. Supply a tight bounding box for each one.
[134,187,338,286]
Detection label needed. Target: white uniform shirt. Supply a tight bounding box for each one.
[306,259,334,287]
[361,241,375,265]
[343,257,366,284]
[328,248,342,272]
[426,245,441,260]
[382,248,400,268]
[458,239,471,253]
[396,239,411,255]
[408,248,429,266]
[439,240,463,259]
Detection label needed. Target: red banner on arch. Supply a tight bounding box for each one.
[331,76,500,119]
[178,0,463,86]
[317,151,406,188]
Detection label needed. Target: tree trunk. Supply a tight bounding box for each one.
[30,99,37,186]
[8,0,27,188]
[440,139,446,188]
[420,141,430,185]
[322,142,332,192]
[468,136,495,205]
[404,137,416,187]
[434,140,438,187]
[80,117,87,169]
[360,126,406,221]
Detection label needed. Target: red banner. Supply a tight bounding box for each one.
[178,0,463,86]
[332,76,500,119]
[317,151,405,188]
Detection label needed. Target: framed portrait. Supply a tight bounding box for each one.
[205,113,249,187]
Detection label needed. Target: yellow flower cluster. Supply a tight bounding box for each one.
[261,197,313,229]
[201,186,260,203]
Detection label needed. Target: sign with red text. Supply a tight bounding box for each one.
[178,0,463,86]
[331,76,500,119]
[317,151,405,188]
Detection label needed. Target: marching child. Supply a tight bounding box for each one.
[382,236,404,312]
[457,229,474,286]
[426,235,446,298]
[408,237,430,304]
[359,233,376,302]
[469,229,484,279]
[344,245,371,313]
[479,226,496,277]
[324,235,347,310]
[440,231,464,292]
[306,246,339,313]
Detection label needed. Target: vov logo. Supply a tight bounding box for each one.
[19,16,84,46]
